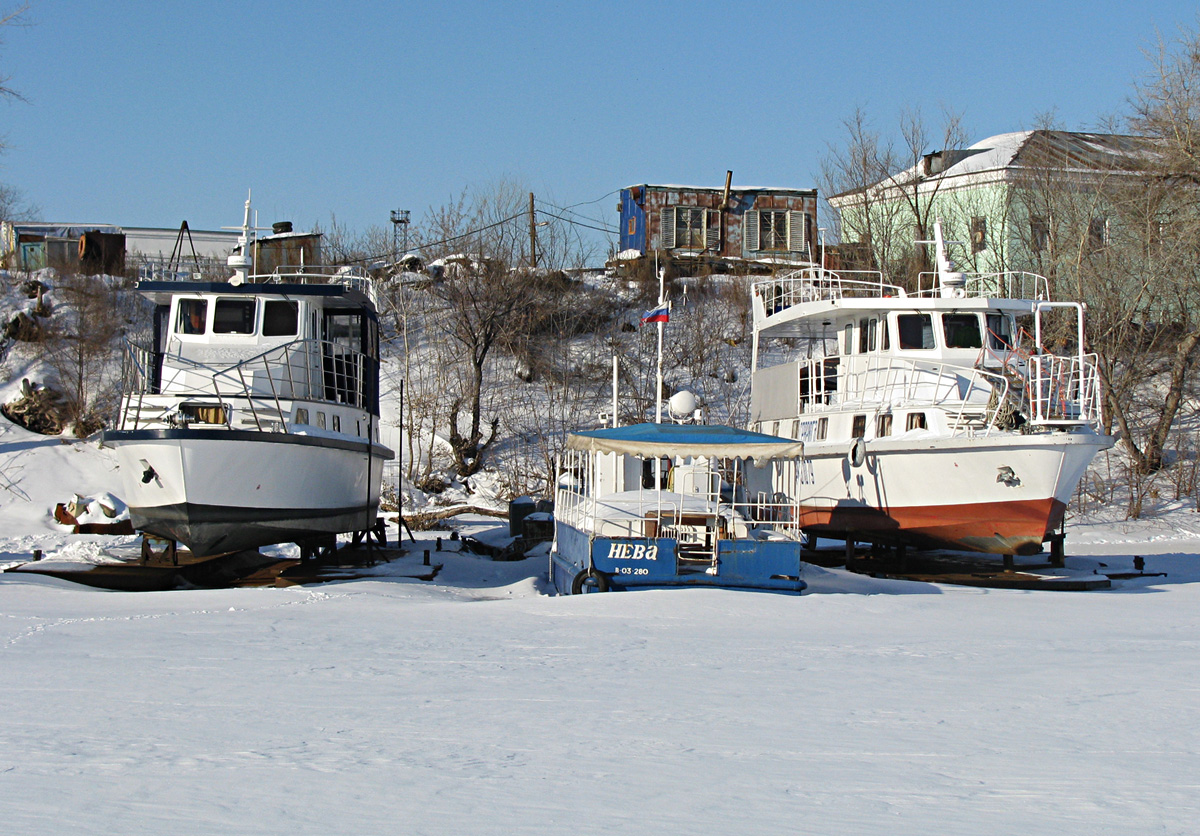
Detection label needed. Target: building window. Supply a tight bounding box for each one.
[660,206,717,250]
[1087,216,1108,252]
[971,217,987,253]
[744,209,808,253]
[761,211,789,251]
[627,216,636,236]
[674,207,707,249]
[1030,216,1050,253]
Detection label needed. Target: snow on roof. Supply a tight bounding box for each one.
[626,184,816,194]
[830,130,1156,202]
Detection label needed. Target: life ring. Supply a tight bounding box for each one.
[571,567,610,594]
[848,437,866,468]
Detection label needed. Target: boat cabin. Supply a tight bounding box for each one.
[119,277,381,442]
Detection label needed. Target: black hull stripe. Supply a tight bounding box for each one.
[130,502,378,556]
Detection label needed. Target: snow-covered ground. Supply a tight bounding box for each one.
[2,414,1198,834]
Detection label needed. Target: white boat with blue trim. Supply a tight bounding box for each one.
[100,200,393,556]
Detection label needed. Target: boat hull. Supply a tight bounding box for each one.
[100,428,392,556]
[787,430,1111,554]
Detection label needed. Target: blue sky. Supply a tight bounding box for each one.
[1,0,1196,255]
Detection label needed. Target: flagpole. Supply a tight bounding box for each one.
[655,267,665,424]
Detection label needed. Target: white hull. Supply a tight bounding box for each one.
[103,429,390,555]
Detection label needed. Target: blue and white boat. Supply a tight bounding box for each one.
[549,422,809,594]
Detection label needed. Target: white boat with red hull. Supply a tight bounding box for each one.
[749,222,1112,555]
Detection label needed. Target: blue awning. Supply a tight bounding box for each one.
[566,423,804,460]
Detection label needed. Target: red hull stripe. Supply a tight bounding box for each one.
[799,497,1069,554]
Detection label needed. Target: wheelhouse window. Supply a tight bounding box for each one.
[897,314,935,350]
[852,414,867,438]
[176,299,208,335]
[942,313,982,349]
[907,412,927,431]
[858,317,878,353]
[294,407,309,425]
[263,300,299,337]
[986,313,1014,350]
[213,299,256,334]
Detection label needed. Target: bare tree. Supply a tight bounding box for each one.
[821,106,970,285]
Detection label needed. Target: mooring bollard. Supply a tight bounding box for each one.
[450,530,459,541]
[423,549,430,566]
[436,537,442,552]
[32,549,42,562]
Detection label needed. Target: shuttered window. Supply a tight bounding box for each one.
[745,209,810,254]
[661,207,716,250]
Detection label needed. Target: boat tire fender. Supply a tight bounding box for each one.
[849,437,866,468]
[571,567,610,594]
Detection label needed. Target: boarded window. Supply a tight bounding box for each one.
[897,314,935,349]
[760,210,789,251]
[674,207,707,249]
[263,300,299,337]
[213,299,256,334]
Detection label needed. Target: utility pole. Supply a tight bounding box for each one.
[528,192,538,269]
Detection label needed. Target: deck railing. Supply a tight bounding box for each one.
[117,336,375,432]
[754,266,1054,319]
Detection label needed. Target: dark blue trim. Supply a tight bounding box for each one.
[101,427,394,459]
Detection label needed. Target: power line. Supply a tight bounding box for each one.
[536,208,619,235]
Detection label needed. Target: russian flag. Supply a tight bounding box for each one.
[641,302,670,325]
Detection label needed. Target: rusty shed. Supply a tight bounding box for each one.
[616,182,818,272]
[252,223,323,275]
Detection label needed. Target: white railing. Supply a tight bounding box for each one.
[1026,352,1103,424]
[787,354,1011,434]
[753,267,900,314]
[553,450,804,553]
[914,270,1051,300]
[117,336,374,431]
